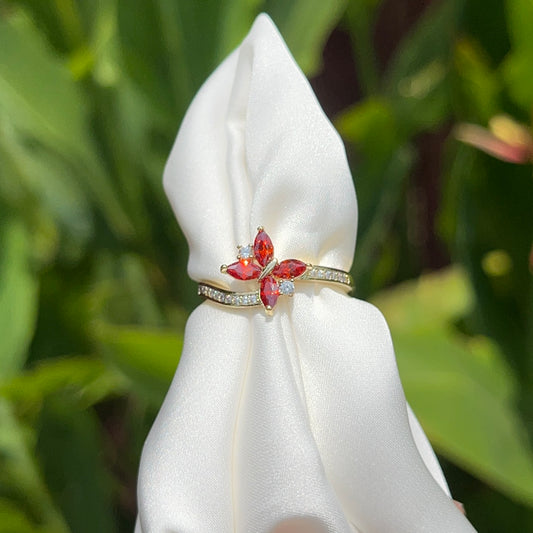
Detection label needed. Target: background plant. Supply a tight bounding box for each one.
[0,1,532,531]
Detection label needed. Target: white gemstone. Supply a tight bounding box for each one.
[238,245,253,259]
[279,280,294,296]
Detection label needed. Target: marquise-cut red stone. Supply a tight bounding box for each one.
[272,259,307,279]
[254,230,274,266]
[226,260,262,280]
[260,275,279,309]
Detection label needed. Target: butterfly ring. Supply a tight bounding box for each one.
[198,227,353,314]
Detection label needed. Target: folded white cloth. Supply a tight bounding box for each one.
[136,13,477,533]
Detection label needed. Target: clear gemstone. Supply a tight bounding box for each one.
[238,245,253,259]
[279,280,294,296]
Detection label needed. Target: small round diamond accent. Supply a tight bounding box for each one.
[238,245,253,259]
[279,280,294,296]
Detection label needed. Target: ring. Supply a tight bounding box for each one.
[198,227,353,314]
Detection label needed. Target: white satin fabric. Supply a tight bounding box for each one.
[136,14,477,533]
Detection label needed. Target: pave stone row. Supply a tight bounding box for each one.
[198,284,260,307]
[299,266,352,287]
[198,266,353,308]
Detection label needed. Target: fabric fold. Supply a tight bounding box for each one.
[137,13,477,533]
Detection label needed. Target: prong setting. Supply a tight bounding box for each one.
[237,244,254,260]
[213,227,353,313]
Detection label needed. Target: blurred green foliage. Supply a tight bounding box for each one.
[0,0,532,531]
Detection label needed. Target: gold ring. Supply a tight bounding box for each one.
[198,227,353,314]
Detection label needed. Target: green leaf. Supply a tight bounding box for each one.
[116,0,189,120]
[117,0,345,123]
[215,0,264,63]
[501,51,533,112]
[91,252,165,327]
[500,0,533,111]
[36,400,116,533]
[337,98,399,165]
[0,401,69,533]
[372,265,473,330]
[171,0,258,88]
[505,0,533,55]
[0,14,87,145]
[450,148,533,376]
[383,0,462,136]
[0,13,133,237]
[351,144,415,297]
[0,122,93,249]
[337,98,413,296]
[372,267,533,506]
[0,498,42,533]
[117,0,256,122]
[265,0,347,75]
[0,356,127,410]
[345,0,382,94]
[453,37,501,122]
[95,323,183,405]
[0,218,38,379]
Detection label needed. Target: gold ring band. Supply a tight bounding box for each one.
[198,264,353,310]
[198,226,352,314]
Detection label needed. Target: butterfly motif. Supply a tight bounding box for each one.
[220,227,308,311]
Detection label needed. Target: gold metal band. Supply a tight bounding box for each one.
[198,265,353,308]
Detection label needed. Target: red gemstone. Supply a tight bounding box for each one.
[254,230,274,266]
[260,276,279,309]
[226,259,262,280]
[272,259,307,279]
